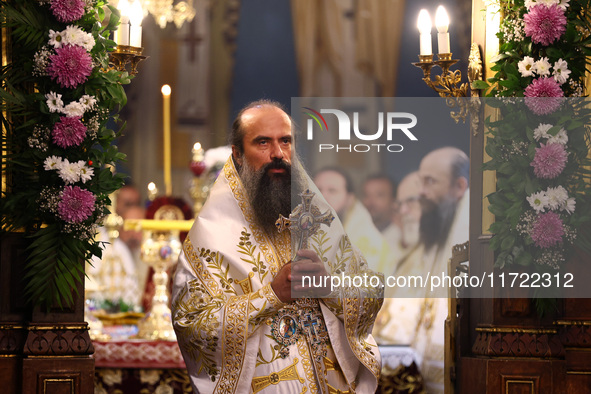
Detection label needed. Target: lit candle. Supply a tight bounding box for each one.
[417,9,432,56]
[192,142,205,162]
[147,182,158,201]
[129,0,143,48]
[161,85,172,196]
[114,0,130,46]
[435,6,450,54]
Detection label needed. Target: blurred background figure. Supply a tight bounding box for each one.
[86,183,146,312]
[313,166,390,273]
[395,171,422,260]
[391,146,469,394]
[118,205,148,299]
[362,174,401,255]
[371,171,422,347]
[115,183,142,217]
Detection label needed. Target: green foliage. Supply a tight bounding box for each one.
[481,0,591,98]
[479,1,591,314]
[0,0,130,309]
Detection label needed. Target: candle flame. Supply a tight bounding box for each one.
[435,6,450,33]
[129,0,144,26]
[161,84,171,96]
[118,0,131,18]
[417,9,432,34]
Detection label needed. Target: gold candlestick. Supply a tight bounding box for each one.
[136,204,184,341]
[136,230,181,341]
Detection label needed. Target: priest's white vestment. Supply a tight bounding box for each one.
[172,158,383,394]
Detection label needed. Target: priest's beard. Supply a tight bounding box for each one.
[400,216,420,249]
[239,157,306,236]
[419,196,457,251]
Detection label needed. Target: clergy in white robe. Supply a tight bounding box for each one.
[172,101,383,394]
[384,147,469,394]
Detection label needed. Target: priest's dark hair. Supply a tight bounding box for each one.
[230,99,289,154]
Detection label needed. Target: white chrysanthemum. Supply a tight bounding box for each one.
[548,127,568,145]
[558,0,569,10]
[57,159,81,184]
[45,92,64,113]
[63,25,86,47]
[524,0,538,9]
[534,57,552,77]
[562,197,576,214]
[538,0,560,6]
[48,29,65,48]
[78,32,96,52]
[44,155,63,171]
[533,123,552,141]
[62,101,86,118]
[527,191,549,213]
[518,56,536,77]
[79,95,97,110]
[546,186,568,210]
[553,59,571,85]
[77,161,94,183]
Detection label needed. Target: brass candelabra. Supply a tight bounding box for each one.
[109,45,147,75]
[412,43,483,128]
[413,52,468,97]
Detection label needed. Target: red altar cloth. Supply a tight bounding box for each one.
[93,339,186,369]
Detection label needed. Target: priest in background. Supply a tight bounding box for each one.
[314,167,392,274]
[390,147,469,394]
[172,100,383,394]
[361,173,401,251]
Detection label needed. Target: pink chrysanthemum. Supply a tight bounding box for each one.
[531,142,568,179]
[52,116,87,148]
[50,0,86,23]
[524,77,564,115]
[530,211,564,248]
[47,45,92,89]
[58,186,96,223]
[524,5,567,46]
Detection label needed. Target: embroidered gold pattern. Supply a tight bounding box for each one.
[260,283,285,310]
[323,357,340,375]
[214,293,250,392]
[236,272,254,294]
[172,285,221,380]
[298,339,319,394]
[223,157,291,277]
[344,297,381,379]
[182,238,222,296]
[327,383,351,394]
[251,358,304,393]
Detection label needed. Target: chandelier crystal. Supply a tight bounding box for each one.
[140,0,196,29]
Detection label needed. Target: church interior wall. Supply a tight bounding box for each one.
[117,0,471,203]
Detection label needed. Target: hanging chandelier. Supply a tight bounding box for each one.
[141,0,196,28]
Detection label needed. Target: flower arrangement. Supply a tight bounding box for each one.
[1,0,130,308]
[475,0,591,311]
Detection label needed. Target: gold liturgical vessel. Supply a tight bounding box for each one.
[135,205,184,340]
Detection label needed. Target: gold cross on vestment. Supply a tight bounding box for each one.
[276,189,334,261]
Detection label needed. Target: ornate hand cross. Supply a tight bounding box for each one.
[275,189,334,260]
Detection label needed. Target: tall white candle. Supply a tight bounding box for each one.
[435,6,450,54]
[417,9,432,56]
[129,0,143,47]
[162,85,172,196]
[114,0,130,46]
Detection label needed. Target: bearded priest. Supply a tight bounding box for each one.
[172,100,384,394]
